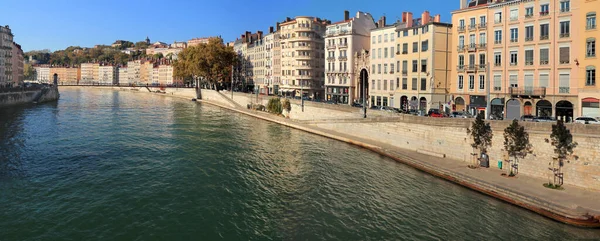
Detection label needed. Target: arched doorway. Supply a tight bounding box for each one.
[556,100,574,122]
[359,69,369,106]
[536,100,552,117]
[400,96,408,111]
[524,101,533,115]
[582,98,600,118]
[506,99,521,120]
[419,97,427,111]
[53,73,58,85]
[490,98,504,119]
[455,97,465,112]
[409,96,418,110]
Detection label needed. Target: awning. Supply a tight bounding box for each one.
[582,98,600,103]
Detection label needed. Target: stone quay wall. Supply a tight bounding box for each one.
[0,87,60,108]
[116,87,600,191]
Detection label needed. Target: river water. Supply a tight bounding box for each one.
[1,88,598,240]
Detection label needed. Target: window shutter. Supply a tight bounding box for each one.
[539,74,549,87]
[559,74,569,88]
[559,47,570,63]
[494,75,501,88]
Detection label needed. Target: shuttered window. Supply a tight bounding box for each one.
[540,48,549,63]
[494,75,502,90]
[525,50,534,65]
[559,47,570,64]
[539,74,549,87]
[510,75,518,87]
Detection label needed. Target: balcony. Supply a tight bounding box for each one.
[478,64,487,71]
[525,37,533,42]
[540,60,549,65]
[326,57,336,61]
[525,14,534,19]
[510,62,518,66]
[560,7,570,13]
[469,25,477,31]
[457,65,465,72]
[478,23,487,30]
[525,61,534,66]
[560,33,570,38]
[338,56,348,61]
[494,62,502,67]
[560,59,570,64]
[338,43,348,49]
[559,87,570,94]
[509,87,546,98]
[588,24,597,30]
[466,65,476,72]
[326,44,336,49]
[402,70,408,76]
[510,38,518,43]
[540,11,549,17]
[457,45,466,52]
[494,87,502,91]
[495,40,502,45]
[458,26,466,33]
[478,43,487,50]
[468,44,477,52]
[402,51,408,54]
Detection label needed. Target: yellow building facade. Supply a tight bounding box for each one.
[578,0,599,118]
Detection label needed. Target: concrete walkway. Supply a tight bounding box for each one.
[198,99,600,227]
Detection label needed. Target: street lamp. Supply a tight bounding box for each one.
[301,79,304,112]
[362,71,367,118]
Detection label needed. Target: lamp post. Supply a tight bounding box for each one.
[485,61,491,120]
[301,80,304,112]
[362,71,367,118]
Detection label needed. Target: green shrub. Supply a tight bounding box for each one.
[266,98,282,114]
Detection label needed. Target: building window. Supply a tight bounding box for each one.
[402,61,408,73]
[525,50,534,65]
[384,64,388,74]
[479,33,486,45]
[540,4,549,15]
[560,21,570,38]
[390,63,395,73]
[510,51,518,65]
[402,78,407,90]
[377,79,381,90]
[402,43,408,53]
[459,36,465,47]
[384,47,388,58]
[509,75,518,88]
[378,48,382,59]
[422,25,429,33]
[459,19,465,28]
[479,75,485,90]
[540,48,549,64]
[494,30,502,44]
[384,34,388,42]
[559,47,570,64]
[540,24,549,40]
[390,32,395,41]
[383,79,387,90]
[479,53,486,67]
[411,78,418,90]
[469,75,475,90]
[588,12,597,30]
[412,42,418,53]
[378,35,382,43]
[494,12,502,23]
[480,16,486,26]
[372,64,375,73]
[469,18,476,29]
[412,60,418,72]
[587,66,596,86]
[372,49,375,59]
[391,47,394,57]
[510,28,518,42]
[587,38,596,57]
[378,64,382,74]
[421,59,427,73]
[494,75,502,91]
[560,0,570,12]
[420,78,426,91]
[403,30,408,37]
[458,75,464,90]
[459,55,465,67]
[390,79,394,91]
[372,36,376,44]
[525,26,533,41]
[494,52,501,66]
[525,7,534,17]
[510,9,518,21]
[422,40,429,52]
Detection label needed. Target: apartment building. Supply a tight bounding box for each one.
[325,11,376,105]
[578,0,599,118]
[394,11,452,111]
[11,41,24,86]
[272,26,282,94]
[248,31,266,94]
[118,67,128,85]
[0,25,13,86]
[80,63,99,83]
[34,66,50,83]
[127,60,141,84]
[278,16,330,100]
[140,61,155,85]
[262,29,275,95]
[368,16,398,107]
[49,67,79,85]
[187,36,221,47]
[452,0,581,121]
[98,65,117,85]
[234,32,258,92]
[158,64,174,85]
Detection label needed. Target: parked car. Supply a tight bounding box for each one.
[427,108,444,118]
[575,117,600,124]
[407,109,419,116]
[533,116,555,122]
[381,106,398,113]
[450,111,469,118]
[520,115,536,122]
[351,102,363,108]
[370,105,381,110]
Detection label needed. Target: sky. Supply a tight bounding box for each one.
[0,0,458,52]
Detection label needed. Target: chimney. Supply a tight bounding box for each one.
[381,16,386,27]
[258,31,263,40]
[276,22,281,30]
[344,10,350,21]
[269,26,274,33]
[286,17,291,22]
[422,11,430,25]
[406,12,414,27]
[245,31,251,43]
[434,14,441,23]
[460,0,468,9]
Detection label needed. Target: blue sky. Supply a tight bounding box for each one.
[1,0,458,52]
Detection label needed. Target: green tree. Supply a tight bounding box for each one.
[153,53,164,60]
[548,120,577,187]
[503,120,532,176]
[266,98,283,114]
[24,64,35,80]
[135,41,150,49]
[466,113,493,168]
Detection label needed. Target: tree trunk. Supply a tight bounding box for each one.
[196,78,202,99]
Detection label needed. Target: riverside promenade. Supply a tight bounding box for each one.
[67,86,600,228]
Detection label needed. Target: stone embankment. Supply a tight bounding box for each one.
[0,86,60,108]
[72,86,600,228]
